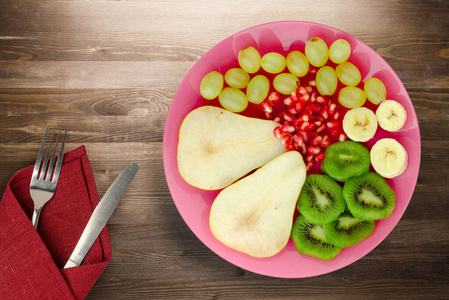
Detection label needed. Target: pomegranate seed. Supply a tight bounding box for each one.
[309,67,318,74]
[312,103,321,114]
[306,161,314,171]
[333,112,340,120]
[306,86,313,93]
[297,86,307,95]
[307,145,321,155]
[261,101,272,113]
[295,102,304,113]
[304,104,314,115]
[273,126,282,139]
[287,106,297,114]
[284,96,295,106]
[309,131,318,139]
[312,135,322,145]
[327,120,339,129]
[338,133,347,142]
[328,103,337,115]
[281,133,292,146]
[293,117,302,127]
[298,131,309,142]
[268,91,281,105]
[285,143,295,151]
[315,152,325,162]
[299,93,310,103]
[292,142,300,151]
[321,135,330,148]
[300,143,307,155]
[321,110,329,120]
[311,135,323,146]
[273,116,281,123]
[264,112,273,119]
[310,92,317,103]
[299,121,309,131]
[281,123,295,133]
[316,96,327,105]
[306,123,317,132]
[308,80,316,87]
[283,113,294,123]
[293,133,304,146]
[330,128,340,137]
[306,154,314,162]
[291,91,299,101]
[314,121,322,126]
[299,112,310,122]
[316,124,327,133]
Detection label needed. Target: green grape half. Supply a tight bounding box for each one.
[261,52,287,73]
[238,46,261,74]
[336,62,361,87]
[286,51,309,77]
[218,87,248,112]
[273,73,299,95]
[224,68,250,89]
[329,39,351,64]
[316,66,337,95]
[364,78,387,104]
[200,71,224,100]
[338,86,366,108]
[305,37,329,67]
[246,75,270,104]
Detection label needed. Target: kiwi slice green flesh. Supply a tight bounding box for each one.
[291,215,342,261]
[324,210,375,248]
[297,174,346,225]
[321,141,370,182]
[343,172,396,220]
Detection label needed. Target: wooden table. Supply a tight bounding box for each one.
[1,1,448,299]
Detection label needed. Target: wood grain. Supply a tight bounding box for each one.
[0,0,448,299]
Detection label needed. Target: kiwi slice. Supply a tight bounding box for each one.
[323,210,375,248]
[297,174,346,225]
[291,215,342,261]
[343,172,396,220]
[321,141,370,182]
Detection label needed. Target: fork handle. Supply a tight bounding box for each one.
[31,208,43,229]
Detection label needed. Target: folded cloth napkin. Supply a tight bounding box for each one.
[0,146,111,300]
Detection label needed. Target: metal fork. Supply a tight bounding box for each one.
[30,125,67,229]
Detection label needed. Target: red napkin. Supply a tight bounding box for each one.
[0,146,111,300]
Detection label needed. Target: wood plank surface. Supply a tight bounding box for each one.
[0,0,448,299]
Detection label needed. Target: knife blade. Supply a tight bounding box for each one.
[64,163,139,269]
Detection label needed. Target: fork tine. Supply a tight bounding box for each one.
[51,129,66,183]
[40,127,55,180]
[46,128,61,181]
[32,125,49,180]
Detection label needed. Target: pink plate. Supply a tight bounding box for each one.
[163,21,420,278]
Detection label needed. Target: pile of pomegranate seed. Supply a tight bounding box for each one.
[262,81,347,171]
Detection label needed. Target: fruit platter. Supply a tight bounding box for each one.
[163,21,420,278]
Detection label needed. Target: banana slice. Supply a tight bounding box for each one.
[376,100,407,132]
[370,138,408,178]
[342,107,378,142]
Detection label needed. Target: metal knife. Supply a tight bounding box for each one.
[64,163,139,269]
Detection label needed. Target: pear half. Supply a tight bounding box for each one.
[209,151,306,258]
[177,106,286,190]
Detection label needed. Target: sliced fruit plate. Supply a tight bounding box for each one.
[163,21,420,278]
